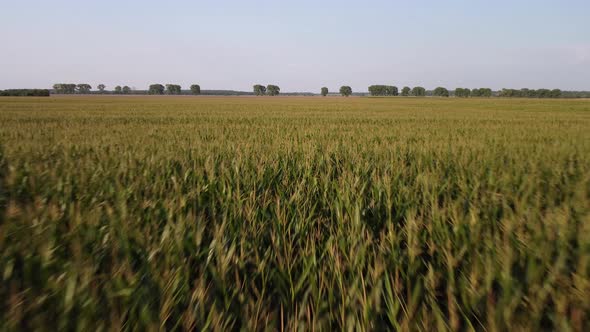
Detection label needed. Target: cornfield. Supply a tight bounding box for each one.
[1,96,589,331]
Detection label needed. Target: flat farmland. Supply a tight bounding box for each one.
[1,96,589,330]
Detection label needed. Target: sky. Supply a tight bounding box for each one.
[1,0,589,92]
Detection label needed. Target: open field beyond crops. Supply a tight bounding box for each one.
[1,96,590,331]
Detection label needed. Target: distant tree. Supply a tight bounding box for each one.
[114,86,122,94]
[149,84,165,95]
[521,88,534,98]
[253,84,266,96]
[267,85,280,96]
[386,86,399,96]
[368,85,381,96]
[190,84,201,95]
[550,89,562,98]
[321,87,329,97]
[433,87,450,97]
[471,88,492,97]
[411,86,426,97]
[66,84,76,94]
[52,84,64,94]
[537,89,552,98]
[53,83,77,94]
[97,84,106,94]
[122,86,131,94]
[166,84,182,95]
[499,88,514,97]
[401,86,411,96]
[340,86,352,97]
[368,85,398,96]
[455,88,470,98]
[76,84,92,94]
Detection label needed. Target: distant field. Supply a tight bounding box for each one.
[1,96,589,330]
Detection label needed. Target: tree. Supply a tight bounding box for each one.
[97,84,106,94]
[149,84,165,95]
[321,87,329,97]
[340,86,352,97]
[368,85,398,96]
[52,84,64,94]
[76,84,92,94]
[368,85,382,96]
[122,86,131,94]
[521,88,534,98]
[190,84,201,95]
[401,86,411,96]
[471,88,492,97]
[253,84,266,96]
[53,83,76,94]
[267,85,280,96]
[52,84,63,94]
[386,86,399,96]
[411,86,426,97]
[550,89,562,98]
[455,88,470,98]
[166,84,182,95]
[433,87,449,97]
[114,86,122,94]
[537,89,551,98]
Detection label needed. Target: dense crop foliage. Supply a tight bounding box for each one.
[1,96,589,331]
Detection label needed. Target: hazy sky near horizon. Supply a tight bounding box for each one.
[2,0,589,91]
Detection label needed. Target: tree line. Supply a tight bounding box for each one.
[18,83,580,99]
[366,85,564,98]
[498,88,562,98]
[0,89,50,97]
[365,85,427,97]
[454,88,493,98]
[53,83,133,95]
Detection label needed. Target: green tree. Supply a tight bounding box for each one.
[267,85,280,96]
[550,89,562,98]
[455,88,470,98]
[321,87,329,97]
[190,84,201,95]
[166,84,182,95]
[368,85,382,96]
[114,86,122,94]
[385,86,399,96]
[411,86,426,97]
[122,86,131,94]
[368,85,398,96]
[97,84,106,94]
[53,83,76,94]
[433,87,449,97]
[76,84,92,94]
[52,84,64,94]
[537,89,552,98]
[471,88,492,97]
[253,85,266,96]
[401,86,411,96]
[340,86,352,97]
[149,84,165,95]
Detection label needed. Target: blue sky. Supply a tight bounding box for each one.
[1,0,589,91]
